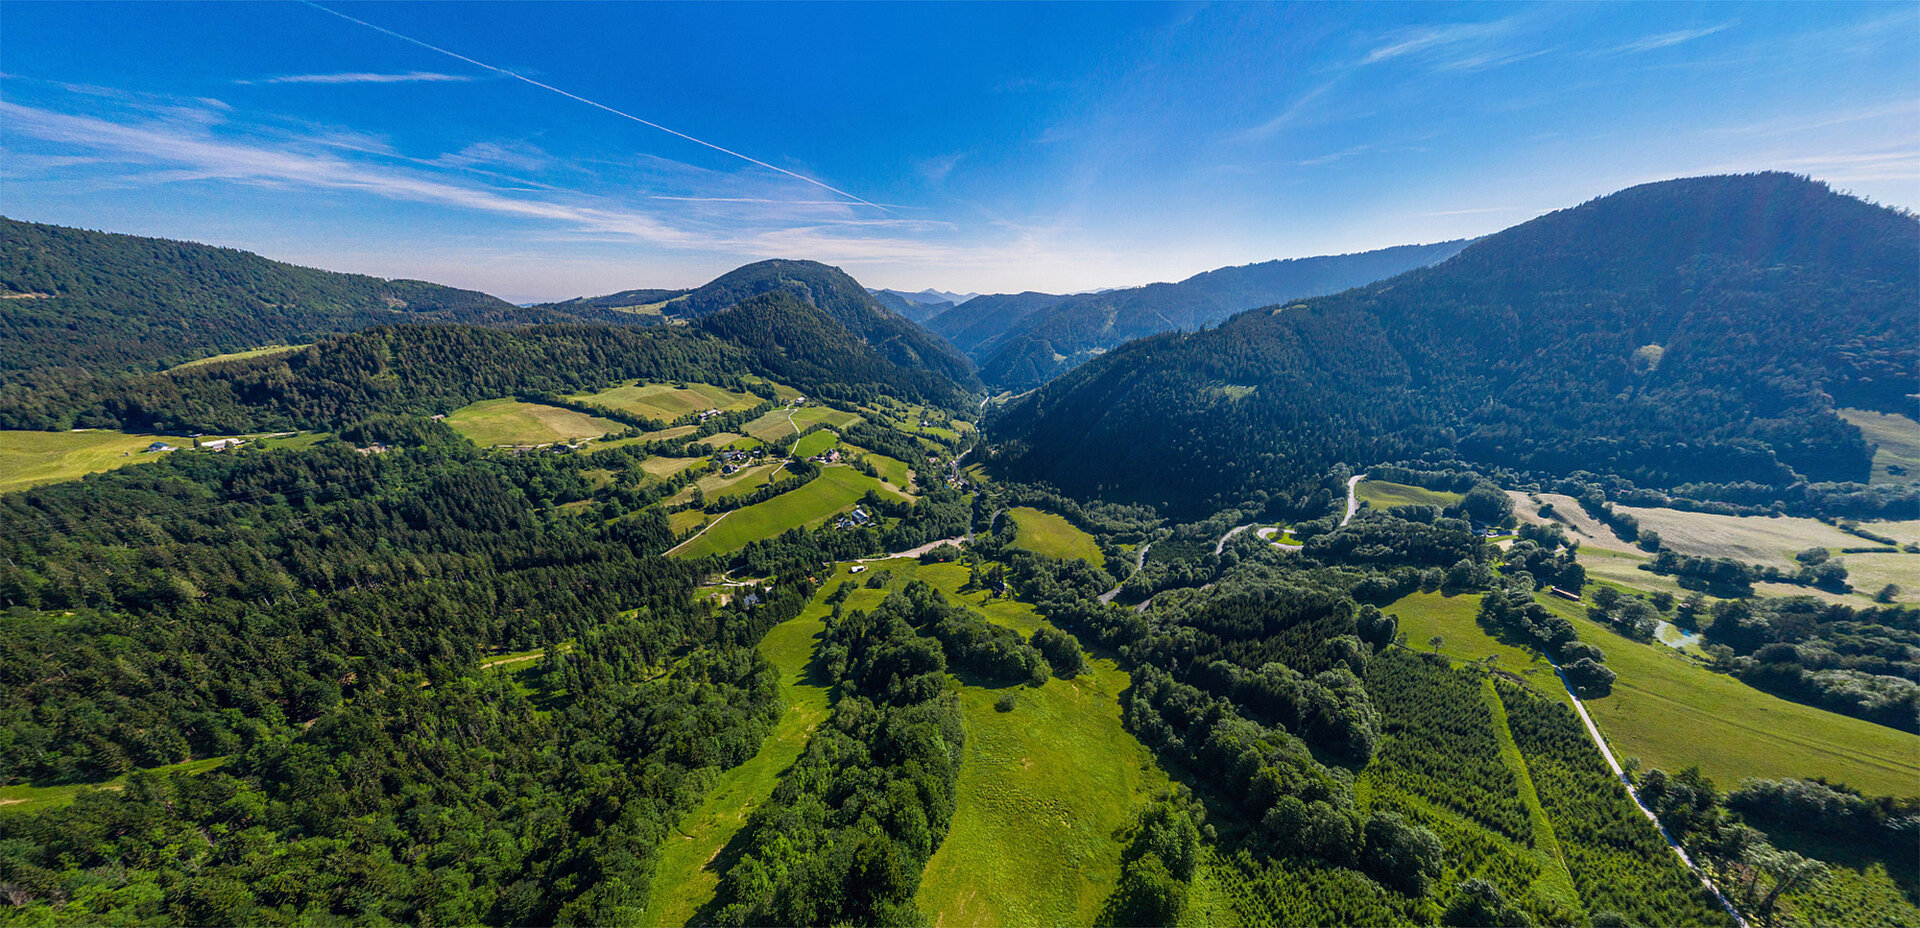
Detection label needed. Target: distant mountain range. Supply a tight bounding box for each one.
[930,241,1473,391]
[989,173,1919,514]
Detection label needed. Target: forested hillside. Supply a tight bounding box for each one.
[586,259,982,392]
[990,174,1919,514]
[0,218,602,384]
[960,240,1470,390]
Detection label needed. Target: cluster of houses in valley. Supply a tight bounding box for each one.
[832,507,872,531]
[716,445,767,476]
[144,436,245,454]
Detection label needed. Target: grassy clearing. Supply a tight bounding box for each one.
[643,573,838,926]
[1840,407,1920,486]
[792,430,839,458]
[671,467,908,559]
[0,757,227,815]
[1525,594,1920,797]
[1357,480,1464,510]
[570,381,762,422]
[919,654,1165,927]
[1380,592,1569,702]
[844,444,912,488]
[819,559,1170,927]
[1007,507,1104,566]
[0,430,186,493]
[166,344,307,371]
[444,398,623,447]
[666,509,709,535]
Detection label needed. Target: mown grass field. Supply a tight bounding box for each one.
[1357,480,1464,510]
[792,405,863,431]
[670,466,908,559]
[569,381,762,422]
[638,455,702,478]
[166,344,307,371]
[1007,507,1104,566]
[643,578,836,927]
[444,398,623,447]
[0,429,181,493]
[742,410,801,442]
[1619,505,1863,570]
[1841,551,1920,603]
[1525,595,1920,797]
[1840,407,1920,486]
[0,757,227,815]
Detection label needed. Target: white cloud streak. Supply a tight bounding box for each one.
[241,71,475,85]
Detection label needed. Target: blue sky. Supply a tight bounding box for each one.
[3,2,1914,302]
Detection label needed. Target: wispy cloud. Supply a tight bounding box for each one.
[1607,23,1734,55]
[1361,20,1513,66]
[0,100,696,244]
[239,71,476,85]
[1236,81,1337,141]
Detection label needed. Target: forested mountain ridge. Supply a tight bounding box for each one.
[0,217,609,384]
[926,290,1065,357]
[962,240,1472,390]
[989,173,1920,515]
[569,259,983,392]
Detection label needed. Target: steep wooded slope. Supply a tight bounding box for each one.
[0,217,592,382]
[989,174,1918,514]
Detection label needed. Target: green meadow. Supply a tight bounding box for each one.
[0,429,182,493]
[1382,592,1570,703]
[0,757,228,815]
[444,398,623,447]
[1007,507,1104,566]
[670,466,908,559]
[166,344,308,371]
[1533,594,1920,798]
[792,429,839,458]
[1356,480,1465,510]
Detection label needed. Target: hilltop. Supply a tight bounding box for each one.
[989,173,1919,514]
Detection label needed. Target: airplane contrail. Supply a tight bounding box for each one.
[298,1,893,213]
